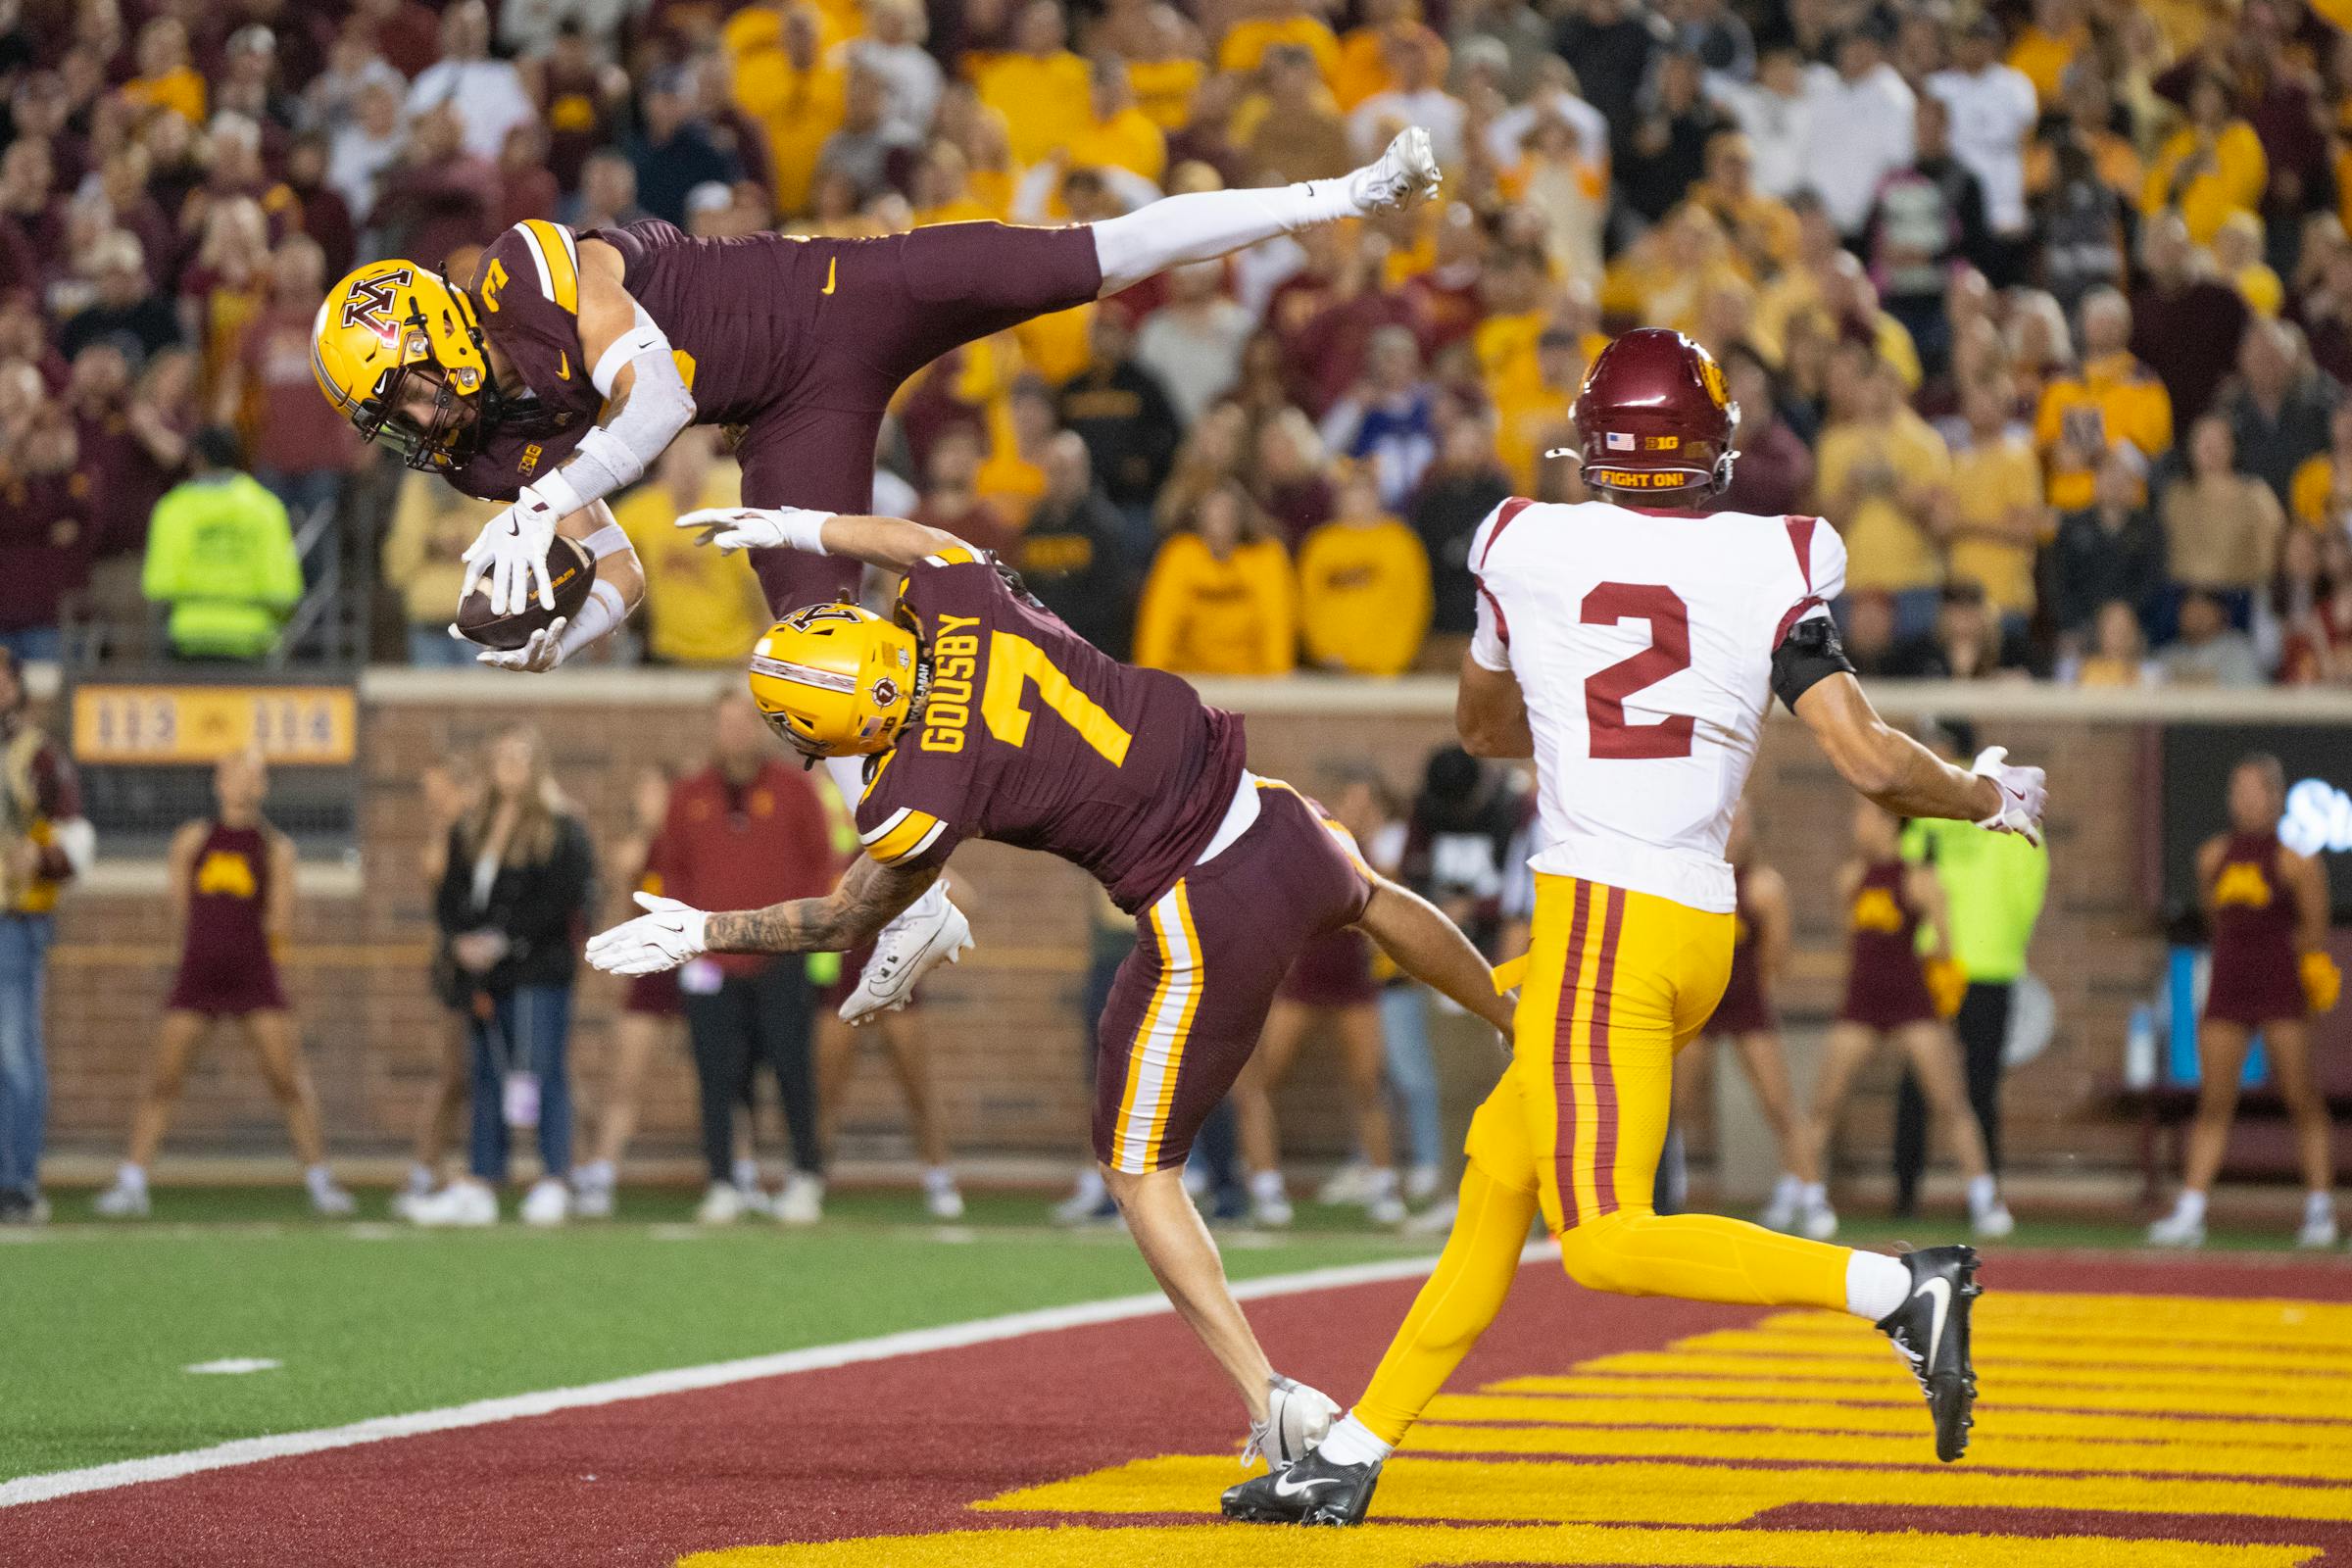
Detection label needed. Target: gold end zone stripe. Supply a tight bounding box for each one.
[1579,1349,2352,1394]
[1678,1327,2352,1371]
[516,220,579,313]
[1492,1371,2352,1421]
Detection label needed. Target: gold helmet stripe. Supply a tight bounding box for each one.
[750,654,857,693]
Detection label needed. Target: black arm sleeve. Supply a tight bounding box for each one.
[1771,615,1855,712]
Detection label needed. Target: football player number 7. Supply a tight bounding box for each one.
[982,632,1134,766]
[1582,582,1695,760]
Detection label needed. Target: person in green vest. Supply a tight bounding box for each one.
[1892,718,2050,1216]
[141,427,304,661]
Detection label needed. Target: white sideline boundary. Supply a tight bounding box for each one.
[1,1248,1551,1510]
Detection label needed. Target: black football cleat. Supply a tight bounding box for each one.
[1221,1447,1383,1527]
[1874,1244,1983,1462]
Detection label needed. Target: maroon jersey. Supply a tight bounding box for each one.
[856,548,1247,914]
[1706,864,1775,1034]
[168,822,287,1015]
[2206,831,2305,1025]
[1836,859,1935,1029]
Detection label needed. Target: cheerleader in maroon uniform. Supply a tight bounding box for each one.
[573,767,683,1219]
[1233,772,1403,1227]
[1672,806,1819,1232]
[1798,800,2008,1241]
[93,751,350,1218]
[2150,755,2342,1249]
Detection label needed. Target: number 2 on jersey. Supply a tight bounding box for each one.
[981,632,1133,766]
[1582,583,1695,760]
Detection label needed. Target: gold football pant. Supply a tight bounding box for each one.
[1354,874,1853,1446]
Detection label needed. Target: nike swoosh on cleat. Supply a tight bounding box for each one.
[1915,1275,1952,1369]
[1271,1474,1338,1501]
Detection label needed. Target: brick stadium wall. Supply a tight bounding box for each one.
[27,673,2349,1184]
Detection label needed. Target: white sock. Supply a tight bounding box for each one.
[405,1162,435,1196]
[1366,1166,1398,1198]
[304,1164,335,1198]
[1091,182,1360,295]
[1772,1172,1802,1202]
[1070,1166,1105,1204]
[117,1162,147,1192]
[1966,1174,1998,1215]
[1845,1250,1911,1321]
[923,1164,956,1194]
[1250,1169,1287,1202]
[733,1156,760,1192]
[2306,1190,2334,1220]
[1799,1181,1828,1208]
[2174,1189,2208,1225]
[1316,1413,1393,1467]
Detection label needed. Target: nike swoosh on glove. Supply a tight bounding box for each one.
[1970,745,2047,847]
[585,892,710,976]
[460,487,566,615]
[675,505,832,555]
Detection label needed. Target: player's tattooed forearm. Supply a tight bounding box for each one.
[707,860,938,954]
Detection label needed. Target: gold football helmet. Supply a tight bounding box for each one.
[312,260,495,471]
[747,603,920,760]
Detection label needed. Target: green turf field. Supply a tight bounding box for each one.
[5,1186,2322,1485]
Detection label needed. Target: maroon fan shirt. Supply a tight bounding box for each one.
[856,548,1247,914]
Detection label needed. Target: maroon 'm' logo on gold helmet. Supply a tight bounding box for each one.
[1571,328,1741,498]
[338,267,414,342]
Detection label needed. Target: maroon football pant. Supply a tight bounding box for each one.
[740,222,1102,614]
[1094,783,1375,1174]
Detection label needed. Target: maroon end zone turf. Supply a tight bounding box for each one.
[4,1252,2350,1566]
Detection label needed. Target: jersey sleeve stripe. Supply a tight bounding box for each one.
[1783,515,1819,592]
[858,807,911,847]
[1772,595,1828,649]
[922,546,980,567]
[867,809,944,864]
[517,220,579,313]
[1476,497,1536,572]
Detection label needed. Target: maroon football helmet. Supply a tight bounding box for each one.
[1570,328,1740,498]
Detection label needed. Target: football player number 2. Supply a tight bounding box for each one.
[1582,583,1694,760]
[982,633,1134,766]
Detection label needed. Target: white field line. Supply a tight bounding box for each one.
[1,1246,1548,1510]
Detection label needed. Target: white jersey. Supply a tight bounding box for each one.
[1470,498,1845,913]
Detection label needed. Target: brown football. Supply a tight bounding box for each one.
[455,534,597,651]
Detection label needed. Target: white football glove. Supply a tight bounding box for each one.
[585,891,710,976]
[451,618,569,672]
[460,485,567,616]
[1970,745,2047,847]
[675,505,833,556]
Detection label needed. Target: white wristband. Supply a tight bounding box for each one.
[776,508,831,555]
[523,468,587,525]
[581,522,630,561]
[557,579,630,659]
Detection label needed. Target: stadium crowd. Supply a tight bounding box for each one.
[4,0,2352,682]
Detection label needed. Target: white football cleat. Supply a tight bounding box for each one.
[1251,1192,1295,1229]
[1402,1196,1457,1236]
[571,1183,614,1219]
[2146,1208,2205,1249]
[1971,1202,2016,1240]
[1316,1159,1377,1205]
[406,1178,498,1227]
[310,1182,357,1218]
[1403,1164,1444,1204]
[1348,126,1441,215]
[1799,1198,1839,1241]
[1758,1174,1802,1233]
[775,1172,825,1225]
[93,1180,149,1218]
[696,1182,747,1224]
[2297,1208,2338,1250]
[922,1171,966,1221]
[519,1177,570,1227]
[1243,1375,1340,1470]
[841,882,973,1025]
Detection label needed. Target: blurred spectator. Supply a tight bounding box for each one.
[1864,95,1987,372]
[280,134,355,279]
[2033,127,2129,318]
[612,430,769,666]
[0,371,92,662]
[370,103,498,272]
[1946,373,2046,641]
[1717,347,1812,517]
[730,3,845,220]
[911,425,1016,557]
[1350,24,1464,167]
[58,231,177,363]
[2212,213,2281,319]
[1927,15,2037,283]
[75,346,195,566]
[564,148,650,231]
[1067,56,1166,185]
[1237,44,1352,183]
[2052,447,2165,646]
[1619,50,1724,226]
[1135,262,1252,428]
[0,647,90,1224]
[1707,43,1810,200]
[2141,71,2265,248]
[1320,324,1438,510]
[1552,0,1656,132]
[1135,480,1296,675]
[2289,403,2352,534]
[1885,579,2026,680]
[631,65,744,227]
[974,0,1090,169]
[382,472,502,666]
[1011,432,1141,659]
[122,17,206,125]
[2217,319,2340,503]
[1297,464,1431,675]
[1057,308,1181,519]
[1804,24,1916,241]
[494,122,562,231]
[1816,345,1950,639]
[814,62,914,210]
[847,0,943,143]
[142,427,303,662]
[358,0,444,80]
[2131,213,2249,427]
[2069,599,2159,688]
[1251,406,1336,547]
[974,377,1059,531]
[2158,588,2265,687]
[2163,414,2286,627]
[326,73,408,226]
[2034,288,2172,511]
[405,1,534,166]
[2006,0,2086,108]
[212,236,362,550]
[527,23,629,193]
[1411,406,1513,662]
[660,697,834,1225]
[418,725,594,1227]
